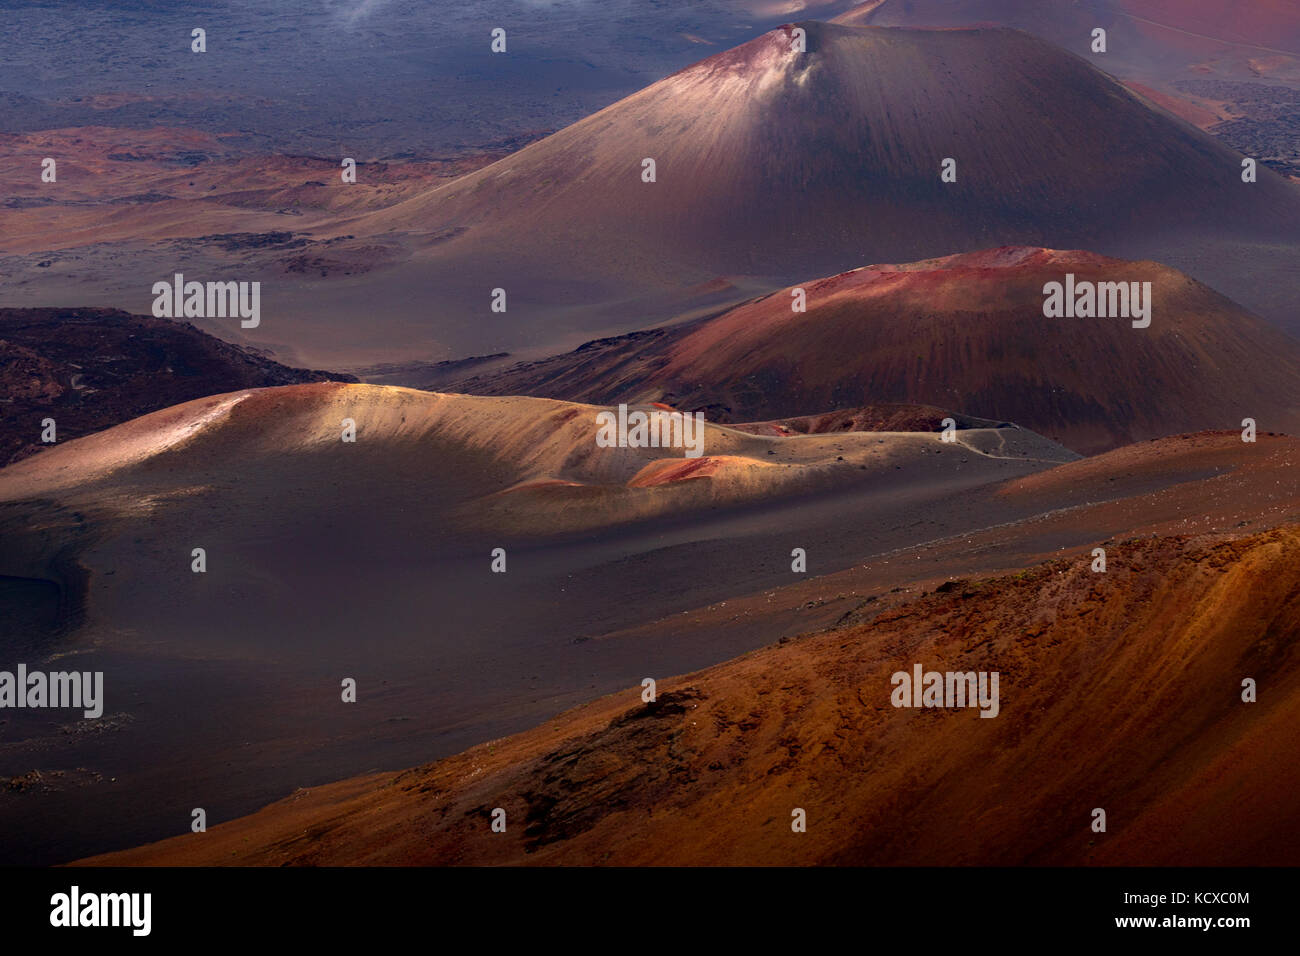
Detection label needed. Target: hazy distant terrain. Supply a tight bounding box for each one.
[0,0,861,156]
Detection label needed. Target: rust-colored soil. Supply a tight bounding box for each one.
[451,248,1300,455]
[79,524,1300,866]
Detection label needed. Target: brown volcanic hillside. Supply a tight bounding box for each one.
[0,308,354,466]
[338,19,1300,358]
[81,525,1300,866]
[448,247,1300,455]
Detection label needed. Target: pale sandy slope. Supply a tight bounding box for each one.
[0,381,1074,539]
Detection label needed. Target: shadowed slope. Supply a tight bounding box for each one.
[0,381,1074,864]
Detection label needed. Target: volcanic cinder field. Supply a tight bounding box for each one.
[0,0,1297,871]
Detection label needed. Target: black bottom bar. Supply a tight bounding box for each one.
[1,866,1283,943]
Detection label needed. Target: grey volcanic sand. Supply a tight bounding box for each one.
[0,383,1087,864]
